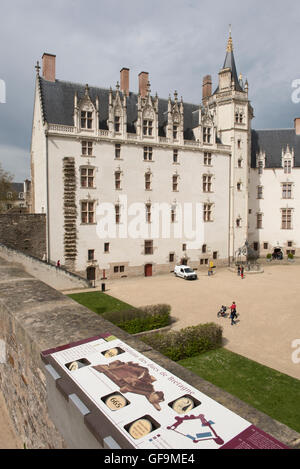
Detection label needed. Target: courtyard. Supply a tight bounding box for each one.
[97,264,300,381]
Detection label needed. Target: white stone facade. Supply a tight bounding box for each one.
[31,36,300,280]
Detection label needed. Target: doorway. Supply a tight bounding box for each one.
[144,264,153,277]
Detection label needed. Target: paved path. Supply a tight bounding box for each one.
[0,390,22,449]
[101,265,300,380]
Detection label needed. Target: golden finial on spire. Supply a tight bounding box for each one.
[226,24,233,52]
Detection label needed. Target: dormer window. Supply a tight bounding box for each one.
[203,127,211,144]
[284,160,292,174]
[173,125,178,140]
[114,115,121,132]
[81,111,93,129]
[143,119,153,136]
[258,160,264,175]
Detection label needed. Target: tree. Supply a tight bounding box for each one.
[0,163,14,213]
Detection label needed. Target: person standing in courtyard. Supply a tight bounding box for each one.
[240,266,244,279]
[237,265,241,276]
[230,302,237,325]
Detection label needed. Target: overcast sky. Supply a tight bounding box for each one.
[1,0,300,181]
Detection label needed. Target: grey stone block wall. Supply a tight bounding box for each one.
[0,255,299,449]
[0,213,46,260]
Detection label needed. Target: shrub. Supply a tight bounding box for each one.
[102,304,171,334]
[140,323,223,361]
[266,253,272,259]
[288,253,294,260]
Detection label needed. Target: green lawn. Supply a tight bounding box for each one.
[179,348,300,433]
[68,291,133,315]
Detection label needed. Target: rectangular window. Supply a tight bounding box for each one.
[88,249,95,261]
[114,115,120,132]
[287,241,293,247]
[115,204,120,224]
[143,120,153,136]
[81,168,94,188]
[173,149,178,163]
[202,244,207,253]
[257,186,263,199]
[284,160,292,174]
[104,243,110,253]
[81,201,95,224]
[253,242,259,251]
[114,266,119,273]
[146,203,151,223]
[203,175,212,193]
[120,266,125,273]
[213,251,218,260]
[182,244,187,252]
[203,127,211,144]
[258,161,263,175]
[282,209,292,229]
[282,183,292,199]
[203,204,213,222]
[115,143,121,159]
[171,206,176,223]
[204,152,212,166]
[82,141,93,156]
[238,159,242,168]
[145,240,153,255]
[144,146,153,161]
[256,213,263,229]
[81,111,93,129]
[237,139,241,149]
[169,253,175,263]
[264,243,269,250]
[172,175,179,191]
[115,171,121,190]
[145,173,151,190]
[173,125,178,140]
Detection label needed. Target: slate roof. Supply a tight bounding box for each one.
[39,77,199,140]
[251,129,300,168]
[213,48,244,94]
[11,183,24,193]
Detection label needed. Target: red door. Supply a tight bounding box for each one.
[145,264,153,277]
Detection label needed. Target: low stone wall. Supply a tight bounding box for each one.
[0,244,91,291]
[0,213,46,260]
[0,255,299,449]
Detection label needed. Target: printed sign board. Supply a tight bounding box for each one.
[41,334,289,449]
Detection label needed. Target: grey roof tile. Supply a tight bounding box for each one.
[39,78,199,139]
[251,129,300,168]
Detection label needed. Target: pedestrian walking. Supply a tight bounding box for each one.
[230,302,237,325]
[240,266,244,279]
[237,265,241,276]
[56,260,61,268]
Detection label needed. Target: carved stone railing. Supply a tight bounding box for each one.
[48,124,75,134]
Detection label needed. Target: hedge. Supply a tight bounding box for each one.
[140,323,223,361]
[102,304,171,334]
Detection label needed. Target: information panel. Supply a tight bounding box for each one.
[41,334,289,450]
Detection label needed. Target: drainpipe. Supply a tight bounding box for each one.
[45,128,50,263]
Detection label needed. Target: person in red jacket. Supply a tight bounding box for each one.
[230,302,237,325]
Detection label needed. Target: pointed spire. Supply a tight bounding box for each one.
[85,84,89,96]
[227,24,233,52]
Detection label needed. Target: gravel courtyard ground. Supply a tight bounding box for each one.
[105,264,300,381]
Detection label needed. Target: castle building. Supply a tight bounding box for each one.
[30,34,300,280]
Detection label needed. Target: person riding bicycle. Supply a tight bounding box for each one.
[218,305,227,317]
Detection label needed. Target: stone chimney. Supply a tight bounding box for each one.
[294,118,300,135]
[202,75,212,101]
[139,71,149,98]
[42,53,56,82]
[120,68,130,96]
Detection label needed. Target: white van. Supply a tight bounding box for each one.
[174,265,198,280]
